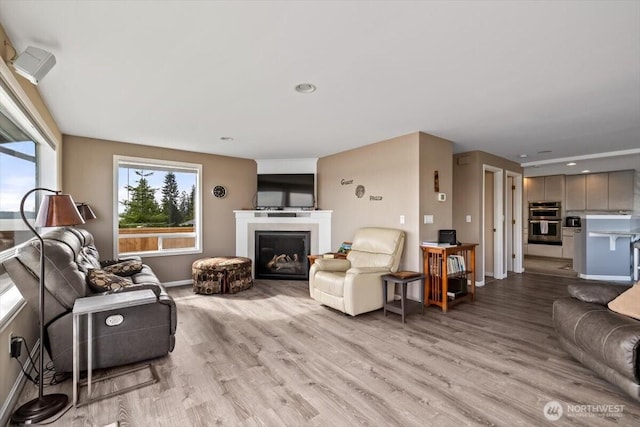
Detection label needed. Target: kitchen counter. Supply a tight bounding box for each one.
[576,214,639,281]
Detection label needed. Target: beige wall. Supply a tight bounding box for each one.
[62,135,257,283]
[453,151,523,280]
[318,132,453,272]
[418,132,454,244]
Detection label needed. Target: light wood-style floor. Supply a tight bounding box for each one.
[14,273,640,426]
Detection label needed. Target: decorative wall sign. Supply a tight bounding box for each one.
[212,185,227,198]
[369,195,383,201]
[355,185,365,198]
[341,179,354,185]
[434,170,439,192]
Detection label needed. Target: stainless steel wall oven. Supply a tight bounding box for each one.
[528,201,562,245]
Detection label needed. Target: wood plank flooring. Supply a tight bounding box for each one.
[13,273,640,426]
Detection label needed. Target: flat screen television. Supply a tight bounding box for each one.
[256,174,315,209]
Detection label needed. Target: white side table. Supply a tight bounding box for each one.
[72,289,158,406]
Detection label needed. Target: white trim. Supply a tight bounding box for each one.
[0,338,39,427]
[483,165,505,280]
[162,279,193,288]
[113,155,203,259]
[475,279,486,287]
[0,299,26,334]
[506,171,524,274]
[520,149,640,167]
[0,58,60,148]
[578,274,632,282]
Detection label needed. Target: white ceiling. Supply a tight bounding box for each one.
[0,1,638,175]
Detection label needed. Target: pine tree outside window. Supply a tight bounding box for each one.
[114,156,202,257]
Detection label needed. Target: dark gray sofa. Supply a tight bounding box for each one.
[553,283,639,401]
[1,227,176,373]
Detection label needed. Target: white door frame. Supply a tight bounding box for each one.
[482,165,505,280]
[506,171,524,273]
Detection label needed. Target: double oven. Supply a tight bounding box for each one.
[528,201,562,245]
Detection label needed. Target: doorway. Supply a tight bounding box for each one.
[482,166,504,280]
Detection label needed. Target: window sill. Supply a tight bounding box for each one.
[0,286,26,331]
[118,248,203,258]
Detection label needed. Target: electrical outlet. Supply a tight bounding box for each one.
[10,337,21,358]
[466,215,472,223]
[399,215,405,225]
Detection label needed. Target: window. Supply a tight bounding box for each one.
[114,156,202,257]
[0,79,57,325]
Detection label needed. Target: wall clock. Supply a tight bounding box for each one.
[212,185,227,199]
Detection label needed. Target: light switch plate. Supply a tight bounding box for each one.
[437,193,446,202]
[466,215,472,223]
[424,215,434,224]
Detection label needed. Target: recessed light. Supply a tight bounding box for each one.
[581,169,591,173]
[295,83,316,93]
[220,136,234,142]
[566,162,577,166]
[518,154,528,158]
[538,150,552,154]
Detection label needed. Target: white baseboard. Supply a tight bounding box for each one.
[475,280,485,287]
[0,339,39,427]
[161,279,192,288]
[578,274,631,282]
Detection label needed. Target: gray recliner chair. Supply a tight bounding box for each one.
[1,227,176,373]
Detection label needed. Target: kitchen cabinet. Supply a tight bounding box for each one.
[562,228,576,259]
[565,175,586,211]
[526,177,545,202]
[525,175,564,203]
[586,173,609,210]
[608,170,634,211]
[544,175,565,203]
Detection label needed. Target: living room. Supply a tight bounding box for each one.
[1,1,639,425]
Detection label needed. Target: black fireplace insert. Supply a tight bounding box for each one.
[255,231,310,280]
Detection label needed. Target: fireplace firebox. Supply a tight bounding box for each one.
[255,231,310,280]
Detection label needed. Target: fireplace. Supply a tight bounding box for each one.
[255,231,310,280]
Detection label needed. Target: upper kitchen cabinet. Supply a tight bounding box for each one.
[544,175,565,202]
[608,170,634,211]
[586,173,609,210]
[525,175,564,203]
[565,175,586,210]
[526,177,545,202]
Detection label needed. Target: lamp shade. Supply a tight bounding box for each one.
[76,203,96,221]
[35,194,85,227]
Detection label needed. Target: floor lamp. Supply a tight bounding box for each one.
[11,188,85,424]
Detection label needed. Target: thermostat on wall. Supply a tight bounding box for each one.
[437,193,446,202]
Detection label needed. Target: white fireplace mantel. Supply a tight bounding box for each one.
[234,210,332,275]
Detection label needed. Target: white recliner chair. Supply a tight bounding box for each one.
[309,227,405,316]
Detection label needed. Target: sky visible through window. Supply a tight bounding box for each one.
[0,140,36,215]
[117,167,196,215]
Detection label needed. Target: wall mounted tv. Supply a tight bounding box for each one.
[256,174,315,209]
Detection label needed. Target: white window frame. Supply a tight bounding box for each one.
[113,155,203,258]
[0,73,58,327]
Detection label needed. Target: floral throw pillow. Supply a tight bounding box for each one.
[87,269,132,293]
[103,260,143,277]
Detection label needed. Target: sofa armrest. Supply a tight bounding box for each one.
[346,266,390,275]
[568,283,630,305]
[313,258,351,272]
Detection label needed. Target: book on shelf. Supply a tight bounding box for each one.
[322,253,335,259]
[446,254,466,274]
